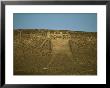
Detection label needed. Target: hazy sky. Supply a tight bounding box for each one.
[13,13,97,32]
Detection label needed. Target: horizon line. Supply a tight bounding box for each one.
[14,28,97,32]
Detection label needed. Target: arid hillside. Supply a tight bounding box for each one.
[14,29,97,75]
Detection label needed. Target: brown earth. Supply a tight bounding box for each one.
[14,29,97,75]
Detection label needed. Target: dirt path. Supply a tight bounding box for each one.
[45,38,73,68]
[52,39,72,56]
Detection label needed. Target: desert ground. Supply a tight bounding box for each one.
[14,29,97,75]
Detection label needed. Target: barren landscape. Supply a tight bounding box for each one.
[14,29,97,75]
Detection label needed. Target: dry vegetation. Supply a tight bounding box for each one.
[14,29,97,75]
[69,32,97,74]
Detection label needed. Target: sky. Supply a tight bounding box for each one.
[13,13,97,32]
